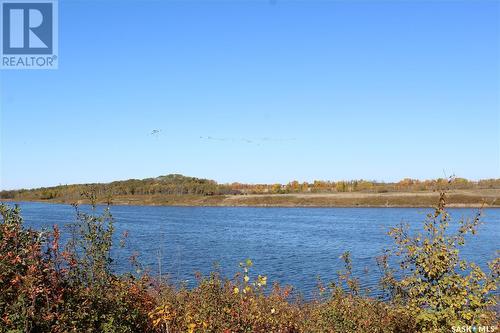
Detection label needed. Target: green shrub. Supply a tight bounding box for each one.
[378,192,499,332]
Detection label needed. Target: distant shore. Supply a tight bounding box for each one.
[3,189,500,208]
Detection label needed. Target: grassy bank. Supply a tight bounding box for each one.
[4,189,500,208]
[0,192,498,332]
[2,174,500,208]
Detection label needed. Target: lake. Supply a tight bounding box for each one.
[8,201,500,298]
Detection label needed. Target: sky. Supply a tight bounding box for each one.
[0,0,499,190]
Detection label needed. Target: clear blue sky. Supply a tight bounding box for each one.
[1,0,499,190]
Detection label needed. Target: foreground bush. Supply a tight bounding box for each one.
[379,194,499,331]
[0,193,497,332]
[0,202,154,332]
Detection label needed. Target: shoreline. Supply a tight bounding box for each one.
[3,190,500,208]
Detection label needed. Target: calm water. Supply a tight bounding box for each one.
[8,201,500,297]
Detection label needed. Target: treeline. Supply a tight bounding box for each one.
[1,174,500,201]
[230,177,500,194]
[0,174,224,201]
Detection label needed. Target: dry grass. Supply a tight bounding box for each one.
[5,189,500,207]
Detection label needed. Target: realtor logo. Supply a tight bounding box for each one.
[1,0,58,69]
